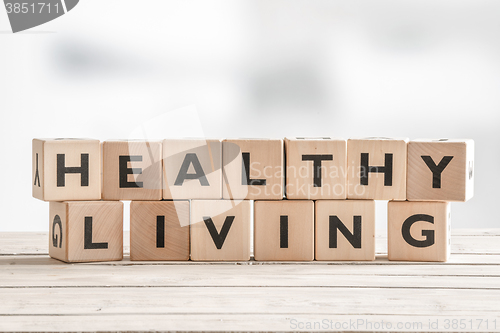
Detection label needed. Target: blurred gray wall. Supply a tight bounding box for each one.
[0,0,498,231]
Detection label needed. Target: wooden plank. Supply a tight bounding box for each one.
[1,287,499,316]
[0,230,499,333]
[3,252,500,267]
[376,236,500,255]
[0,232,131,256]
[2,231,500,256]
[449,229,500,236]
[1,314,500,332]
[375,229,500,237]
[0,233,48,255]
[1,263,500,289]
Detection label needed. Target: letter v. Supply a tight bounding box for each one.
[203,216,235,249]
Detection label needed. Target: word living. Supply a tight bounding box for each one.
[32,137,474,263]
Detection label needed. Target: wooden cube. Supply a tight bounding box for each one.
[254,200,314,261]
[163,139,222,199]
[49,201,123,263]
[102,141,162,200]
[388,201,450,262]
[347,137,408,200]
[285,137,346,200]
[407,139,474,202]
[32,139,101,201]
[222,139,283,200]
[315,200,375,261]
[190,200,251,261]
[130,201,190,261]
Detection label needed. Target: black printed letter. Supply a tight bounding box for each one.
[84,216,108,249]
[34,153,41,187]
[174,153,209,186]
[329,216,362,248]
[421,156,453,189]
[360,153,393,186]
[57,153,89,187]
[119,155,143,188]
[401,214,435,248]
[241,152,266,186]
[302,155,333,187]
[203,216,234,249]
[280,216,288,248]
[52,215,63,248]
[156,216,165,248]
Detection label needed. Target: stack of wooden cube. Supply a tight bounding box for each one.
[32,137,474,263]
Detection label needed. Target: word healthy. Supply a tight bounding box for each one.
[32,137,474,263]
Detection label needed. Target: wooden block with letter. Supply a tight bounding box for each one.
[49,201,123,263]
[347,137,408,200]
[285,137,346,199]
[222,139,283,200]
[407,139,474,202]
[254,200,314,261]
[32,138,101,201]
[190,200,251,261]
[388,201,450,262]
[130,200,190,261]
[102,140,162,200]
[315,200,375,261]
[163,139,222,199]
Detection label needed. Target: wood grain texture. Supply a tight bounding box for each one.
[0,231,499,332]
[49,201,123,263]
[407,139,474,202]
[347,137,408,200]
[254,200,314,261]
[32,138,101,201]
[1,287,499,316]
[130,201,190,261]
[222,139,283,200]
[315,200,375,261]
[1,314,499,333]
[162,139,222,199]
[388,201,450,262]
[285,137,346,200]
[48,201,67,261]
[3,230,499,257]
[3,261,500,287]
[102,141,162,200]
[190,200,251,261]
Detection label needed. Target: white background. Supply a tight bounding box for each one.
[0,0,498,231]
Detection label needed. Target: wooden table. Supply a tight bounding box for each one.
[1,230,499,332]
